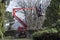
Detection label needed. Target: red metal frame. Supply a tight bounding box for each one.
[13,7,35,17]
[13,8,35,31]
[13,8,32,30]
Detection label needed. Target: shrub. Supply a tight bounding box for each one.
[32,28,60,40]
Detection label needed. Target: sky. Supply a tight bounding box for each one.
[6,0,25,20]
[6,0,26,29]
[6,0,51,12]
[6,0,19,12]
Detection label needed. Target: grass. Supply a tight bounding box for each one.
[0,38,32,40]
[0,36,32,40]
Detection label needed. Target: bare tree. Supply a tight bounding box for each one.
[16,0,51,30]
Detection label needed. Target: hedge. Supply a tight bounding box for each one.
[32,28,60,40]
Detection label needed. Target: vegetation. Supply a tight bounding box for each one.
[32,0,60,40]
[32,28,60,40]
[0,0,5,40]
[43,0,60,28]
[32,28,58,37]
[4,11,14,30]
[0,0,60,40]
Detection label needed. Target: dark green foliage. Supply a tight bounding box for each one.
[33,1,60,40]
[0,1,5,39]
[32,28,60,40]
[43,0,60,27]
[5,11,14,22]
[4,11,14,30]
[32,28,58,37]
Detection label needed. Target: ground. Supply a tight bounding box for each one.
[0,38,32,40]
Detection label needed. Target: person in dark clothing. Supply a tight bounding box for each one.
[36,4,43,17]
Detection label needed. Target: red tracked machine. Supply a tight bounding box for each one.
[12,7,34,37]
